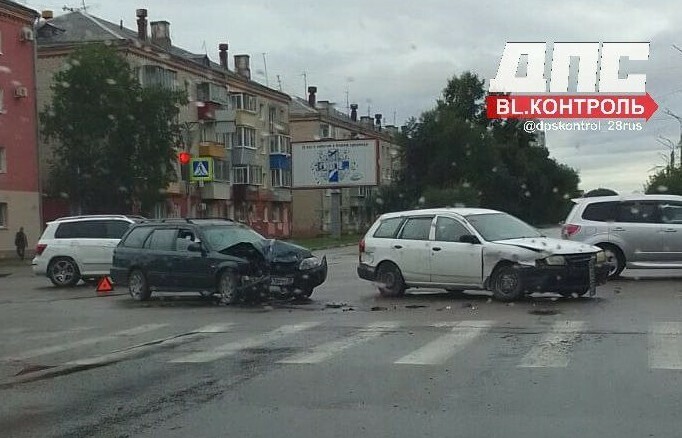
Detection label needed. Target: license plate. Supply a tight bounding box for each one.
[271,277,294,286]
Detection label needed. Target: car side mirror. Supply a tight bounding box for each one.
[187,242,203,253]
[459,234,480,244]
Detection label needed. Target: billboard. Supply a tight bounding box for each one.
[292,139,379,188]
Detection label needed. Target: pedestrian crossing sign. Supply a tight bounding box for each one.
[190,158,214,182]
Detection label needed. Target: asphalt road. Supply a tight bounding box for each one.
[2,245,682,438]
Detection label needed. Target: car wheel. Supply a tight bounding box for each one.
[597,244,625,279]
[491,265,525,302]
[218,270,240,305]
[376,263,406,297]
[48,257,81,287]
[128,269,151,301]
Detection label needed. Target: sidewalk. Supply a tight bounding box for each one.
[0,259,33,278]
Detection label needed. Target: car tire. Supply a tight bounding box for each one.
[376,263,406,297]
[218,270,240,305]
[597,243,625,279]
[48,257,81,288]
[128,269,151,301]
[491,264,525,302]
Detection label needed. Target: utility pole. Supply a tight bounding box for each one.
[664,109,682,168]
[276,75,282,92]
[345,88,350,115]
[302,71,308,96]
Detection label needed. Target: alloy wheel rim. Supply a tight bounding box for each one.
[604,249,619,276]
[52,260,74,284]
[498,272,518,295]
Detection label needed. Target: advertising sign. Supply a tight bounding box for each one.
[292,140,379,188]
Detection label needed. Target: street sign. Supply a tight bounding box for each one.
[190,158,214,182]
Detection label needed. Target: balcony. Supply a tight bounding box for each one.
[232,146,257,166]
[235,109,259,127]
[198,141,225,158]
[198,102,220,121]
[200,181,231,200]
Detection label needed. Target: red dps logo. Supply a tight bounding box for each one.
[486,42,658,120]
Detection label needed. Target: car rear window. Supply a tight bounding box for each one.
[373,217,404,238]
[581,202,618,222]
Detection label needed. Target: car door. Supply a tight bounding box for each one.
[657,200,682,262]
[610,201,663,262]
[65,220,109,274]
[430,215,483,286]
[394,216,434,283]
[143,227,179,288]
[172,228,214,291]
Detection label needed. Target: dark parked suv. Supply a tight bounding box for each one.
[110,218,328,304]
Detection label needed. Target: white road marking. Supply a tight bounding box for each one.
[518,320,587,368]
[67,323,235,366]
[394,321,494,365]
[1,323,168,362]
[170,322,321,364]
[649,322,682,370]
[278,321,400,364]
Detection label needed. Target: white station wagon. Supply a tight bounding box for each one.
[357,208,610,301]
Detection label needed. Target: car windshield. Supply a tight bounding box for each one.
[466,213,542,241]
[202,225,266,251]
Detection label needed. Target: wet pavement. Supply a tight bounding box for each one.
[2,245,682,437]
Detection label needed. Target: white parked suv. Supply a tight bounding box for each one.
[32,215,145,287]
[357,208,610,301]
[562,194,682,279]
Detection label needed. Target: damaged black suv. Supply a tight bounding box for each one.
[110,218,328,304]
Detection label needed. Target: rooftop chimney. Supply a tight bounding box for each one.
[350,103,358,121]
[218,43,229,69]
[42,10,53,20]
[136,9,147,41]
[150,20,171,48]
[308,86,317,108]
[234,55,251,79]
[375,113,382,131]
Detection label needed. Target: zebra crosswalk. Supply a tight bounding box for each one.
[2,319,682,373]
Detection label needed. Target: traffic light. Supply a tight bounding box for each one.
[178,151,191,165]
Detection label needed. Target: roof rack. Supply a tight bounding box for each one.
[54,214,139,221]
[138,217,235,224]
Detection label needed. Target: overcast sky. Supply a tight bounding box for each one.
[22,0,682,193]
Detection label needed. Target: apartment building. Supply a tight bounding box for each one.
[0,0,41,258]
[35,8,292,236]
[289,87,402,237]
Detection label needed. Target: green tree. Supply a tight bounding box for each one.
[395,72,580,224]
[41,43,187,215]
[583,188,619,197]
[645,168,682,195]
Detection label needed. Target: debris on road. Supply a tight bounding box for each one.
[405,304,427,309]
[371,306,388,311]
[325,303,348,309]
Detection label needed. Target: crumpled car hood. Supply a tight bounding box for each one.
[493,237,599,255]
[263,239,313,263]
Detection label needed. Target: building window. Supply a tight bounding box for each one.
[232,127,257,148]
[214,159,231,182]
[270,204,281,222]
[230,93,257,112]
[270,169,292,187]
[320,123,332,139]
[0,147,5,173]
[0,203,7,228]
[142,65,177,90]
[233,165,263,185]
[269,135,291,155]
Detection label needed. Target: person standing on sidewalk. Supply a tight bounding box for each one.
[14,227,27,261]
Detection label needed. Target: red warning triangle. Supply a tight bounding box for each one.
[96,276,114,293]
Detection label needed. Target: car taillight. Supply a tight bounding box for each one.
[562,224,581,238]
[35,244,47,256]
[359,239,365,262]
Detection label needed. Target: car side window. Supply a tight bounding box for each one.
[434,216,470,242]
[176,228,199,251]
[617,202,659,223]
[659,202,682,224]
[398,216,434,240]
[54,220,107,238]
[582,202,617,222]
[121,227,153,248]
[105,220,132,239]
[145,228,178,251]
[373,217,404,238]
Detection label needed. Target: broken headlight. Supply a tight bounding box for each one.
[540,255,566,266]
[299,256,322,270]
[595,250,606,263]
